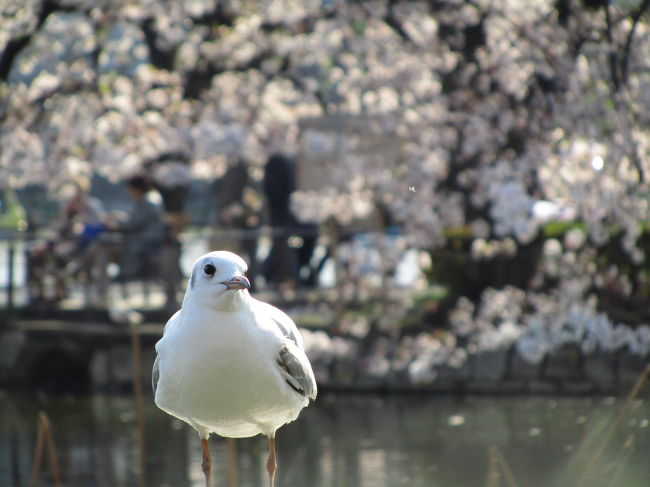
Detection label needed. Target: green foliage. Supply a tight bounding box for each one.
[0,189,27,231]
[351,19,366,35]
[398,286,449,330]
[542,220,585,238]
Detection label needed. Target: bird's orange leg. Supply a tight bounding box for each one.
[202,438,212,487]
[266,436,277,487]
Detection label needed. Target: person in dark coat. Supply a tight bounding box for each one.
[261,153,317,287]
[214,159,261,287]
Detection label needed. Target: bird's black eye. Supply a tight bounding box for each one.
[204,264,216,276]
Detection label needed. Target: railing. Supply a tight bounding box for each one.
[0,222,413,318]
[0,230,22,314]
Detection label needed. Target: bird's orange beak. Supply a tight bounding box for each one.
[221,275,251,290]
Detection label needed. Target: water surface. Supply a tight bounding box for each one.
[0,391,648,486]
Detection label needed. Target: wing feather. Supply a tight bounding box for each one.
[276,341,317,400]
[250,300,315,398]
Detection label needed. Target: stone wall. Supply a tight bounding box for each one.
[1,325,648,396]
[307,342,650,396]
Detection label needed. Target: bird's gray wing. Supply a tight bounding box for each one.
[276,341,317,400]
[255,300,303,347]
[252,299,316,399]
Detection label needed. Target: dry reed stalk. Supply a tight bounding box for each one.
[494,446,520,487]
[486,446,500,487]
[29,411,63,487]
[606,433,635,487]
[578,362,650,487]
[130,321,148,487]
[485,445,520,487]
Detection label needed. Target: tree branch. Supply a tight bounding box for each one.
[384,0,414,44]
[604,0,621,92]
[0,0,75,81]
[621,0,650,83]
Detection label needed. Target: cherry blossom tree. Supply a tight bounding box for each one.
[3,0,650,363]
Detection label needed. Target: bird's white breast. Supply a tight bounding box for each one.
[154,304,307,438]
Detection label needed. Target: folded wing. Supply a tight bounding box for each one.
[276,341,317,401]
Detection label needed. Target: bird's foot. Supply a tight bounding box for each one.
[267,437,277,487]
[202,438,212,487]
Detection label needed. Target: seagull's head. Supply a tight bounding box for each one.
[184,251,251,310]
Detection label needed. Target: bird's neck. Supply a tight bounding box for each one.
[217,289,250,312]
[215,289,251,312]
[182,290,251,312]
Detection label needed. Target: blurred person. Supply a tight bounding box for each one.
[261,153,318,288]
[71,174,166,306]
[26,180,106,304]
[105,174,166,282]
[146,153,192,308]
[145,152,191,238]
[61,185,107,264]
[213,158,262,288]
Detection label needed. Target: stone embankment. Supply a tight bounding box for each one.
[0,320,647,395]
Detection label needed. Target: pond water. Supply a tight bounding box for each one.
[0,391,648,487]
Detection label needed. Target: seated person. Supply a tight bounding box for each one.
[27,181,106,303]
[62,186,107,271]
[106,175,166,281]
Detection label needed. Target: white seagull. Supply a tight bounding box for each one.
[153,251,317,487]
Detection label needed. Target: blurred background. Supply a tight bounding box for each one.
[1,0,649,486]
